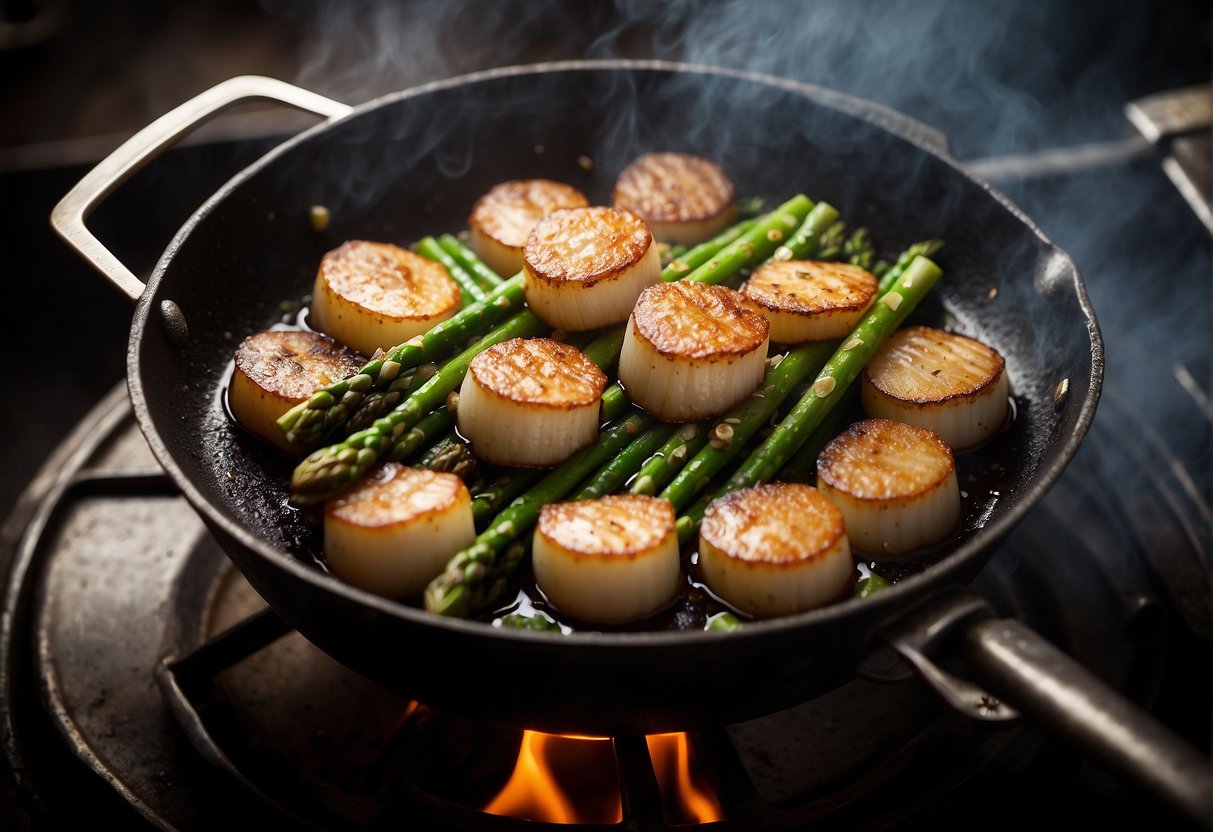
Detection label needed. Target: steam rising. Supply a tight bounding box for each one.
[260,0,1209,556]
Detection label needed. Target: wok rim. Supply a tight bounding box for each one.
[126,58,1104,651]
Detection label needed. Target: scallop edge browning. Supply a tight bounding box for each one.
[618,281,770,422]
[532,494,681,624]
[698,483,853,618]
[522,205,661,331]
[456,337,608,467]
[611,151,739,246]
[816,417,961,556]
[861,325,1010,451]
[324,463,476,598]
[310,240,462,356]
[468,178,590,277]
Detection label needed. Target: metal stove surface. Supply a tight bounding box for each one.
[1,371,1206,830]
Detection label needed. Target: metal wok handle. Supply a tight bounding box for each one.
[880,591,1212,827]
[50,75,352,304]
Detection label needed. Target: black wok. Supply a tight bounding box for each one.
[52,62,1210,822]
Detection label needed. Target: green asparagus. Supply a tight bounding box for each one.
[425,409,652,617]
[415,236,487,305]
[276,273,528,449]
[719,255,943,495]
[438,233,505,291]
[627,422,707,497]
[657,341,836,511]
[289,309,544,502]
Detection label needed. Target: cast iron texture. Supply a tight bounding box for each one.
[123,62,1101,734]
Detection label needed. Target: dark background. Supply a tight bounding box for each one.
[1,1,1210,828]
[0,0,1208,517]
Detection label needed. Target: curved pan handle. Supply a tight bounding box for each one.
[880,591,1212,827]
[50,75,353,304]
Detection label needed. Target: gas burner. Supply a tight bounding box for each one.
[2,380,1204,830]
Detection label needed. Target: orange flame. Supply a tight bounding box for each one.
[484,730,622,824]
[646,732,724,824]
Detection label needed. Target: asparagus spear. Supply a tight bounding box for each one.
[671,195,813,285]
[627,422,707,496]
[769,201,840,261]
[876,239,944,292]
[572,422,677,500]
[661,218,758,281]
[472,469,544,527]
[276,273,528,449]
[415,236,487,305]
[425,409,652,617]
[719,255,943,494]
[629,203,854,499]
[289,309,544,502]
[437,233,505,291]
[657,341,836,511]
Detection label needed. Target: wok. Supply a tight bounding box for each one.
[52,62,1209,822]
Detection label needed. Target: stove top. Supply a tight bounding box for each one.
[1,361,1206,829]
[3,2,1210,828]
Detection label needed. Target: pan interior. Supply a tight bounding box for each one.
[133,65,1097,637]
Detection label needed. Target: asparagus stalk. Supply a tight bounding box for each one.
[289,310,544,502]
[472,469,544,527]
[438,233,505,291]
[844,227,876,271]
[719,255,943,495]
[425,409,652,617]
[415,236,487,305]
[572,422,677,500]
[661,218,758,281]
[666,195,813,285]
[770,384,857,484]
[876,239,944,292]
[276,273,528,449]
[627,422,707,496]
[855,568,890,599]
[815,220,848,261]
[657,341,836,511]
[769,201,840,261]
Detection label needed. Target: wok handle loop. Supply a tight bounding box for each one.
[50,75,352,304]
[961,617,1212,827]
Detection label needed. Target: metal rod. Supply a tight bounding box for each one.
[962,617,1213,827]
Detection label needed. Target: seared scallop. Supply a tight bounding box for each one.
[468,179,589,278]
[229,330,362,453]
[698,483,852,618]
[324,463,475,598]
[612,152,737,246]
[862,326,1010,450]
[618,281,770,422]
[310,240,462,356]
[523,206,661,331]
[742,260,878,343]
[816,418,961,556]
[532,495,681,624]
[457,337,608,467]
